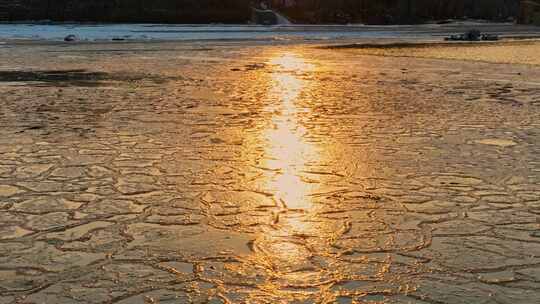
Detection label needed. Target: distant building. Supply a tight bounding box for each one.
[252,8,279,25]
[519,0,540,25]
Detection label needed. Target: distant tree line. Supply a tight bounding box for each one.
[1,0,522,24]
[274,0,521,24]
[2,0,252,23]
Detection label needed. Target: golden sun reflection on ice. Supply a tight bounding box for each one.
[249,53,326,284]
[263,53,317,211]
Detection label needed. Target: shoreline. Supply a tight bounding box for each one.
[325,37,540,49]
[3,34,540,54]
[0,22,538,42]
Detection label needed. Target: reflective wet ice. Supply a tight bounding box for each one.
[0,41,539,303]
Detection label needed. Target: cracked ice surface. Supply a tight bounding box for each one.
[0,40,540,303]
